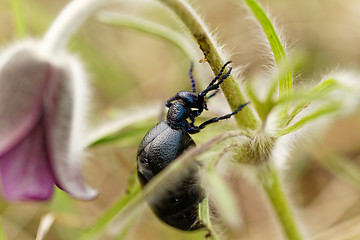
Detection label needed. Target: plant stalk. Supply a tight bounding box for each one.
[198,196,220,240]
[158,0,259,130]
[41,0,110,55]
[10,0,27,38]
[257,165,304,240]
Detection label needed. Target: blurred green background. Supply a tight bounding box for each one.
[0,0,360,239]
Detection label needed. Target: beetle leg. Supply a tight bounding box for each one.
[207,61,232,87]
[198,102,249,129]
[166,96,176,107]
[187,124,200,134]
[189,115,196,126]
[206,89,220,99]
[199,66,232,97]
[188,109,203,127]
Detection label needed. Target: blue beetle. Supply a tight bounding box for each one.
[137,62,248,231]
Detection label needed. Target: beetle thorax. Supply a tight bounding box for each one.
[167,101,190,127]
[176,91,205,111]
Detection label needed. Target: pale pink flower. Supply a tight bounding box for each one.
[0,41,97,201]
[0,0,108,201]
[0,0,111,201]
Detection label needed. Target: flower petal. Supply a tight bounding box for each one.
[44,55,97,200]
[0,46,48,155]
[0,121,54,201]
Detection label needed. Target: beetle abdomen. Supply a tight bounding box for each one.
[137,120,195,179]
[149,171,204,230]
[137,120,204,230]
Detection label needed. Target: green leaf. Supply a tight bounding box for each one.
[98,12,195,59]
[314,146,360,191]
[86,105,160,148]
[0,222,7,240]
[279,103,341,136]
[246,83,275,122]
[204,169,241,231]
[244,0,292,116]
[246,84,267,121]
[286,79,339,125]
[88,122,155,148]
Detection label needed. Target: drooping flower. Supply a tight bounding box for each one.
[0,0,110,201]
[0,40,97,201]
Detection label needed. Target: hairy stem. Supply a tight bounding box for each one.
[158,0,259,130]
[199,196,220,240]
[258,165,304,240]
[80,173,141,240]
[42,0,110,54]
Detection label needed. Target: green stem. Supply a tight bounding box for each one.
[257,165,303,240]
[0,220,7,240]
[198,196,220,240]
[42,0,110,54]
[158,0,259,130]
[10,0,27,38]
[79,173,141,240]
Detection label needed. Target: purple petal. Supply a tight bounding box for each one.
[43,57,97,200]
[0,49,48,155]
[0,120,54,201]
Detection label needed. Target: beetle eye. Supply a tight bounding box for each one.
[140,157,149,166]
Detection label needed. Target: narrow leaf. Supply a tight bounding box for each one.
[0,222,7,240]
[246,84,270,122]
[35,214,55,240]
[313,146,360,191]
[204,152,243,232]
[98,12,195,59]
[198,195,220,240]
[286,79,339,124]
[86,105,160,148]
[79,172,141,240]
[279,103,341,136]
[244,0,292,115]
[205,170,242,231]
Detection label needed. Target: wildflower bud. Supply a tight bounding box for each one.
[0,41,97,201]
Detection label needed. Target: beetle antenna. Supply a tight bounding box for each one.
[189,62,196,93]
